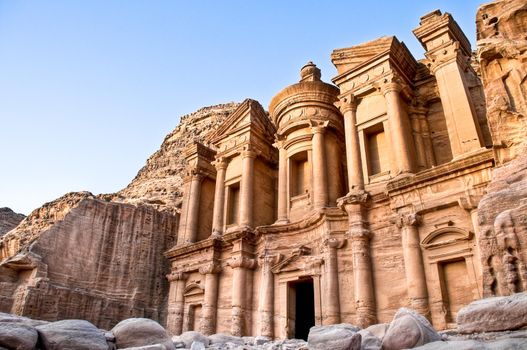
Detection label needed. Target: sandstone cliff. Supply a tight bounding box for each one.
[476,0,527,162]
[0,208,25,237]
[0,103,239,328]
[475,0,527,298]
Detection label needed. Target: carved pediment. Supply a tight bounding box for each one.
[184,282,204,297]
[208,99,276,148]
[421,227,472,249]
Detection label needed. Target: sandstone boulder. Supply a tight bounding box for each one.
[457,292,527,333]
[365,323,389,341]
[0,312,48,327]
[36,319,108,350]
[381,308,441,350]
[112,318,173,350]
[0,322,38,350]
[179,331,210,348]
[412,338,527,350]
[208,333,244,345]
[307,323,361,350]
[358,329,381,350]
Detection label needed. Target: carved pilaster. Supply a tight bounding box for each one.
[257,253,282,338]
[212,158,228,237]
[166,271,189,335]
[397,212,430,318]
[198,262,222,335]
[229,255,256,336]
[311,121,329,209]
[322,238,345,324]
[337,190,376,326]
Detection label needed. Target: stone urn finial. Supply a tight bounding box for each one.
[300,61,321,82]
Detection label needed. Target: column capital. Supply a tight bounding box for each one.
[310,120,329,134]
[213,158,228,171]
[323,237,346,250]
[166,271,189,282]
[184,168,205,183]
[228,256,257,270]
[241,145,257,159]
[258,253,283,267]
[337,189,369,210]
[380,81,402,95]
[426,41,468,75]
[458,193,482,212]
[336,93,358,114]
[395,213,421,228]
[199,261,222,275]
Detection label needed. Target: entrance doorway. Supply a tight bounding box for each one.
[288,278,315,340]
[440,259,474,324]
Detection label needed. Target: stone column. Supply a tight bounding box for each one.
[258,253,281,338]
[229,256,256,336]
[239,147,256,229]
[420,115,436,168]
[275,141,289,224]
[199,262,222,335]
[311,123,329,209]
[409,105,428,171]
[323,238,345,324]
[166,272,188,335]
[382,81,415,174]
[338,94,364,190]
[183,171,203,244]
[212,159,228,237]
[429,52,483,157]
[397,213,429,317]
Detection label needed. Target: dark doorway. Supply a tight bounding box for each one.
[289,278,315,340]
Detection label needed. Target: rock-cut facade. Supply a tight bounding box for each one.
[165,7,527,340]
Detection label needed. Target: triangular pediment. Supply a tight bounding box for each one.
[208,98,276,147]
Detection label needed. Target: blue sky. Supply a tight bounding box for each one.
[0,1,484,215]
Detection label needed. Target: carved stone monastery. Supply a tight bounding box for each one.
[164,9,523,340]
[1,0,526,342]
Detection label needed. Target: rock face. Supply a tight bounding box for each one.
[0,208,25,237]
[476,0,527,163]
[0,103,239,328]
[457,292,527,333]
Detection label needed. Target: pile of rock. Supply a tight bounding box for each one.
[2,293,527,350]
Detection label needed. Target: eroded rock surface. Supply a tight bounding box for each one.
[477,0,527,162]
[0,208,25,237]
[381,308,441,350]
[36,319,108,350]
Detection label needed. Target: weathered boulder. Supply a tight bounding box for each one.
[120,345,171,350]
[0,312,48,327]
[179,331,210,348]
[457,292,527,333]
[190,341,206,350]
[381,308,441,350]
[358,329,381,350]
[0,322,38,350]
[36,319,108,350]
[365,323,389,341]
[263,338,307,350]
[307,323,361,350]
[112,318,173,350]
[208,333,244,345]
[413,338,527,350]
